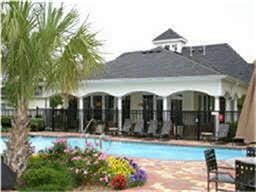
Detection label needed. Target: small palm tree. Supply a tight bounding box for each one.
[1,1,102,178]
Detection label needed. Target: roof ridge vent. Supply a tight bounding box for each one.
[203,45,206,56]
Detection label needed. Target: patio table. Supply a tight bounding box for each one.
[107,127,119,135]
[225,157,256,169]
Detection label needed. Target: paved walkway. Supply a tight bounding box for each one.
[123,158,234,192]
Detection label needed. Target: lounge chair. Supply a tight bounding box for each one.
[159,120,172,138]
[215,123,229,142]
[133,119,145,136]
[122,119,133,135]
[146,120,158,137]
[95,121,105,135]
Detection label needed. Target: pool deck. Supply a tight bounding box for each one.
[2,131,239,191]
[2,131,245,150]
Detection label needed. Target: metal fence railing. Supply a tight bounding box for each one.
[1,108,240,139]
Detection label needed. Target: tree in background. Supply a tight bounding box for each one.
[50,95,63,109]
[1,1,102,178]
[238,95,246,111]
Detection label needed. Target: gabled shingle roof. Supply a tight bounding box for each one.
[92,47,220,80]
[182,44,253,83]
[153,28,184,41]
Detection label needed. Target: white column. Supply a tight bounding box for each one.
[90,96,94,108]
[44,97,50,127]
[102,95,105,121]
[214,96,220,137]
[45,97,50,109]
[90,96,94,118]
[113,97,117,122]
[225,98,232,122]
[163,96,168,121]
[168,97,171,121]
[78,97,84,132]
[153,95,157,120]
[233,98,238,121]
[117,97,122,132]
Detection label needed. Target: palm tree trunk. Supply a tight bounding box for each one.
[3,97,33,179]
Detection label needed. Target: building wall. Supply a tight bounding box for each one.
[130,93,143,110]
[182,91,195,111]
[73,76,223,98]
[221,79,247,98]
[28,98,46,109]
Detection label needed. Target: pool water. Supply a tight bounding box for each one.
[0,136,245,160]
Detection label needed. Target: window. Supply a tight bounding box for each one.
[35,86,43,96]
[172,44,178,52]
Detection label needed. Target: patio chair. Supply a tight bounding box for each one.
[246,146,256,157]
[215,124,229,141]
[235,160,256,191]
[204,148,235,192]
[95,121,105,135]
[122,119,133,135]
[159,120,172,138]
[146,120,158,137]
[133,119,145,136]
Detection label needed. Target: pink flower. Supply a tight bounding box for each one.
[103,175,109,183]
[64,148,70,153]
[54,138,67,145]
[86,142,93,148]
[98,152,107,160]
[60,138,67,143]
[71,156,82,161]
[48,146,53,151]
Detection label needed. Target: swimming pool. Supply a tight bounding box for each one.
[0,136,245,160]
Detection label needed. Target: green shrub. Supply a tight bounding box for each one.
[50,95,63,108]
[228,121,238,140]
[20,156,75,191]
[30,117,45,131]
[1,116,11,128]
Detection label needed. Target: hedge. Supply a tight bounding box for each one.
[1,116,45,131]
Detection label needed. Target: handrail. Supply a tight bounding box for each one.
[82,119,95,134]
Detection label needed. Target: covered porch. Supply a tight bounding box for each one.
[72,90,239,139]
[42,75,245,139]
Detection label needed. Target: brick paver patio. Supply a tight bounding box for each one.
[123,158,234,192]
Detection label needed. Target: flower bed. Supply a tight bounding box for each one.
[19,138,147,191]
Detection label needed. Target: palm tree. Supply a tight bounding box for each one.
[1,1,102,178]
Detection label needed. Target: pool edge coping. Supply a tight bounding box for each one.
[1,131,246,150]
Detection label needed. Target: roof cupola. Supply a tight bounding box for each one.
[152,28,187,53]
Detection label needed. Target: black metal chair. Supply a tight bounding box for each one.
[246,147,256,157]
[235,160,256,191]
[204,149,235,192]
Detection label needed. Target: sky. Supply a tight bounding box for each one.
[61,0,255,63]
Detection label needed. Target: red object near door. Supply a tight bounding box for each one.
[219,114,224,123]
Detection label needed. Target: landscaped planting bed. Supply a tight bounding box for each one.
[18,138,147,191]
